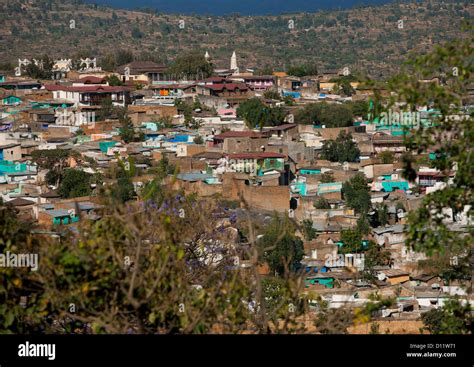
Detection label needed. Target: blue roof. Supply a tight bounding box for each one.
[168,135,190,143]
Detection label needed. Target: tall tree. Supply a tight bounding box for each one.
[25,55,54,79]
[98,97,114,121]
[343,173,371,214]
[105,75,123,86]
[58,169,92,198]
[349,100,369,120]
[321,131,360,163]
[169,51,213,79]
[301,219,316,241]
[117,107,137,143]
[331,78,355,96]
[236,98,269,129]
[32,149,74,187]
[258,215,304,276]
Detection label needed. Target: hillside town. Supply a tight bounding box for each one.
[0,47,472,334]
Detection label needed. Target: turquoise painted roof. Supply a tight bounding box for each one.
[0,161,27,173]
[381,181,409,192]
[99,141,117,153]
[300,169,321,175]
[291,182,307,196]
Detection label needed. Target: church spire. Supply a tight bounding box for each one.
[230,51,239,74]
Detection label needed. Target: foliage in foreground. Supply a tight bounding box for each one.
[0,195,306,334]
[389,26,473,284]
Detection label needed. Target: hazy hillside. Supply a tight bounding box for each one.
[0,0,472,78]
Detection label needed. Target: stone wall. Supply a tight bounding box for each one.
[221,175,289,212]
[223,137,269,154]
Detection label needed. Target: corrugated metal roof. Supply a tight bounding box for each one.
[43,209,70,217]
[177,172,214,182]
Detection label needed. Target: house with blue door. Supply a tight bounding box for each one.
[37,201,101,227]
[39,209,80,226]
[0,144,22,161]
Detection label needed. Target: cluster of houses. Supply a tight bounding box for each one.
[1,52,472,322]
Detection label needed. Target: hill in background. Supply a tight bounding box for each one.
[0,0,472,78]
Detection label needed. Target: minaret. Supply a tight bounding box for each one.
[230,51,239,74]
[204,51,210,62]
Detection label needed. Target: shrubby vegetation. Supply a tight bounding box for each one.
[390,26,473,285]
[295,102,353,127]
[421,297,473,334]
[58,169,92,198]
[286,63,318,77]
[237,98,287,129]
[168,51,213,79]
[0,192,308,333]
